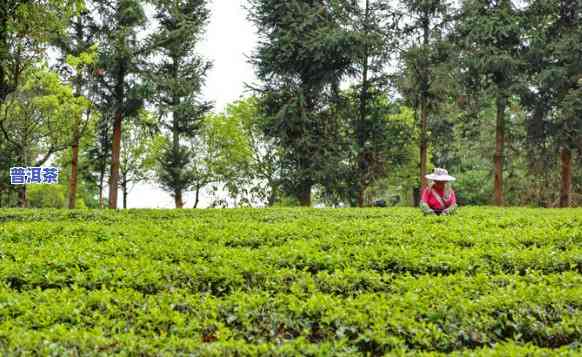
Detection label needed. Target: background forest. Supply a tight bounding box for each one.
[0,0,580,209]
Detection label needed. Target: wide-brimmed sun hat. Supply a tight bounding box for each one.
[425,167,456,182]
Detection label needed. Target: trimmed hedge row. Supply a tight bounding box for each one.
[0,207,580,355]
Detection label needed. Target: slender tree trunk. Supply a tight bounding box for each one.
[357,189,365,208]
[193,185,200,208]
[98,169,105,208]
[298,182,311,207]
[175,190,184,209]
[122,179,128,209]
[109,110,122,209]
[494,93,506,206]
[109,60,126,209]
[268,192,276,207]
[18,185,27,208]
[419,14,430,197]
[419,104,428,192]
[559,146,571,208]
[357,0,370,208]
[68,19,84,209]
[170,55,184,209]
[298,89,314,208]
[68,124,80,209]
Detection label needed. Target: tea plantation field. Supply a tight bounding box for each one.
[0,207,580,355]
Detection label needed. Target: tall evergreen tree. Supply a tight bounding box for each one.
[522,0,582,207]
[147,0,212,208]
[247,0,360,206]
[397,0,453,201]
[53,6,98,209]
[454,0,524,206]
[91,0,147,209]
[349,0,400,207]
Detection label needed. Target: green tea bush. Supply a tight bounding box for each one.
[0,207,580,355]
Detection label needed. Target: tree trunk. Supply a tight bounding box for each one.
[419,14,430,197]
[108,110,122,209]
[193,185,200,208]
[494,93,506,206]
[68,19,84,210]
[267,181,278,207]
[298,183,311,207]
[122,179,128,209]
[98,169,105,209]
[357,189,365,208]
[356,0,370,208]
[419,104,428,193]
[559,146,571,208]
[18,185,27,208]
[413,186,421,207]
[175,190,184,209]
[169,57,185,210]
[68,135,80,209]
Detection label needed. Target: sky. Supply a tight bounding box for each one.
[126,0,258,208]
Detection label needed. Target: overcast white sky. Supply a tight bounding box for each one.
[127,0,258,208]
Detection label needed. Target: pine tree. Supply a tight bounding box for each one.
[146,0,212,208]
[53,6,98,209]
[522,0,582,207]
[248,0,360,206]
[453,0,525,206]
[91,0,147,209]
[397,0,453,202]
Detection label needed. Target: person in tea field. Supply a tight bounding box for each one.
[420,168,458,216]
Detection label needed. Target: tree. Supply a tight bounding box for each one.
[229,97,282,206]
[522,0,582,207]
[397,0,453,202]
[247,0,361,206]
[348,0,401,207]
[454,0,524,206]
[202,111,253,207]
[322,91,415,207]
[147,0,212,208]
[91,0,147,209]
[119,112,156,209]
[84,110,112,208]
[0,66,89,207]
[1,0,76,106]
[53,5,99,209]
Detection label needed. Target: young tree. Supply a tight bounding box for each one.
[119,113,156,209]
[348,0,401,206]
[397,0,453,201]
[0,66,89,207]
[53,6,99,209]
[84,110,112,208]
[229,97,282,206]
[147,0,212,208]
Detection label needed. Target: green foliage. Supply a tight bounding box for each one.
[521,0,582,155]
[27,184,75,209]
[248,0,365,205]
[0,0,82,103]
[146,0,212,207]
[0,65,90,167]
[0,207,579,354]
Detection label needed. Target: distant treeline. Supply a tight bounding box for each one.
[0,0,580,209]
